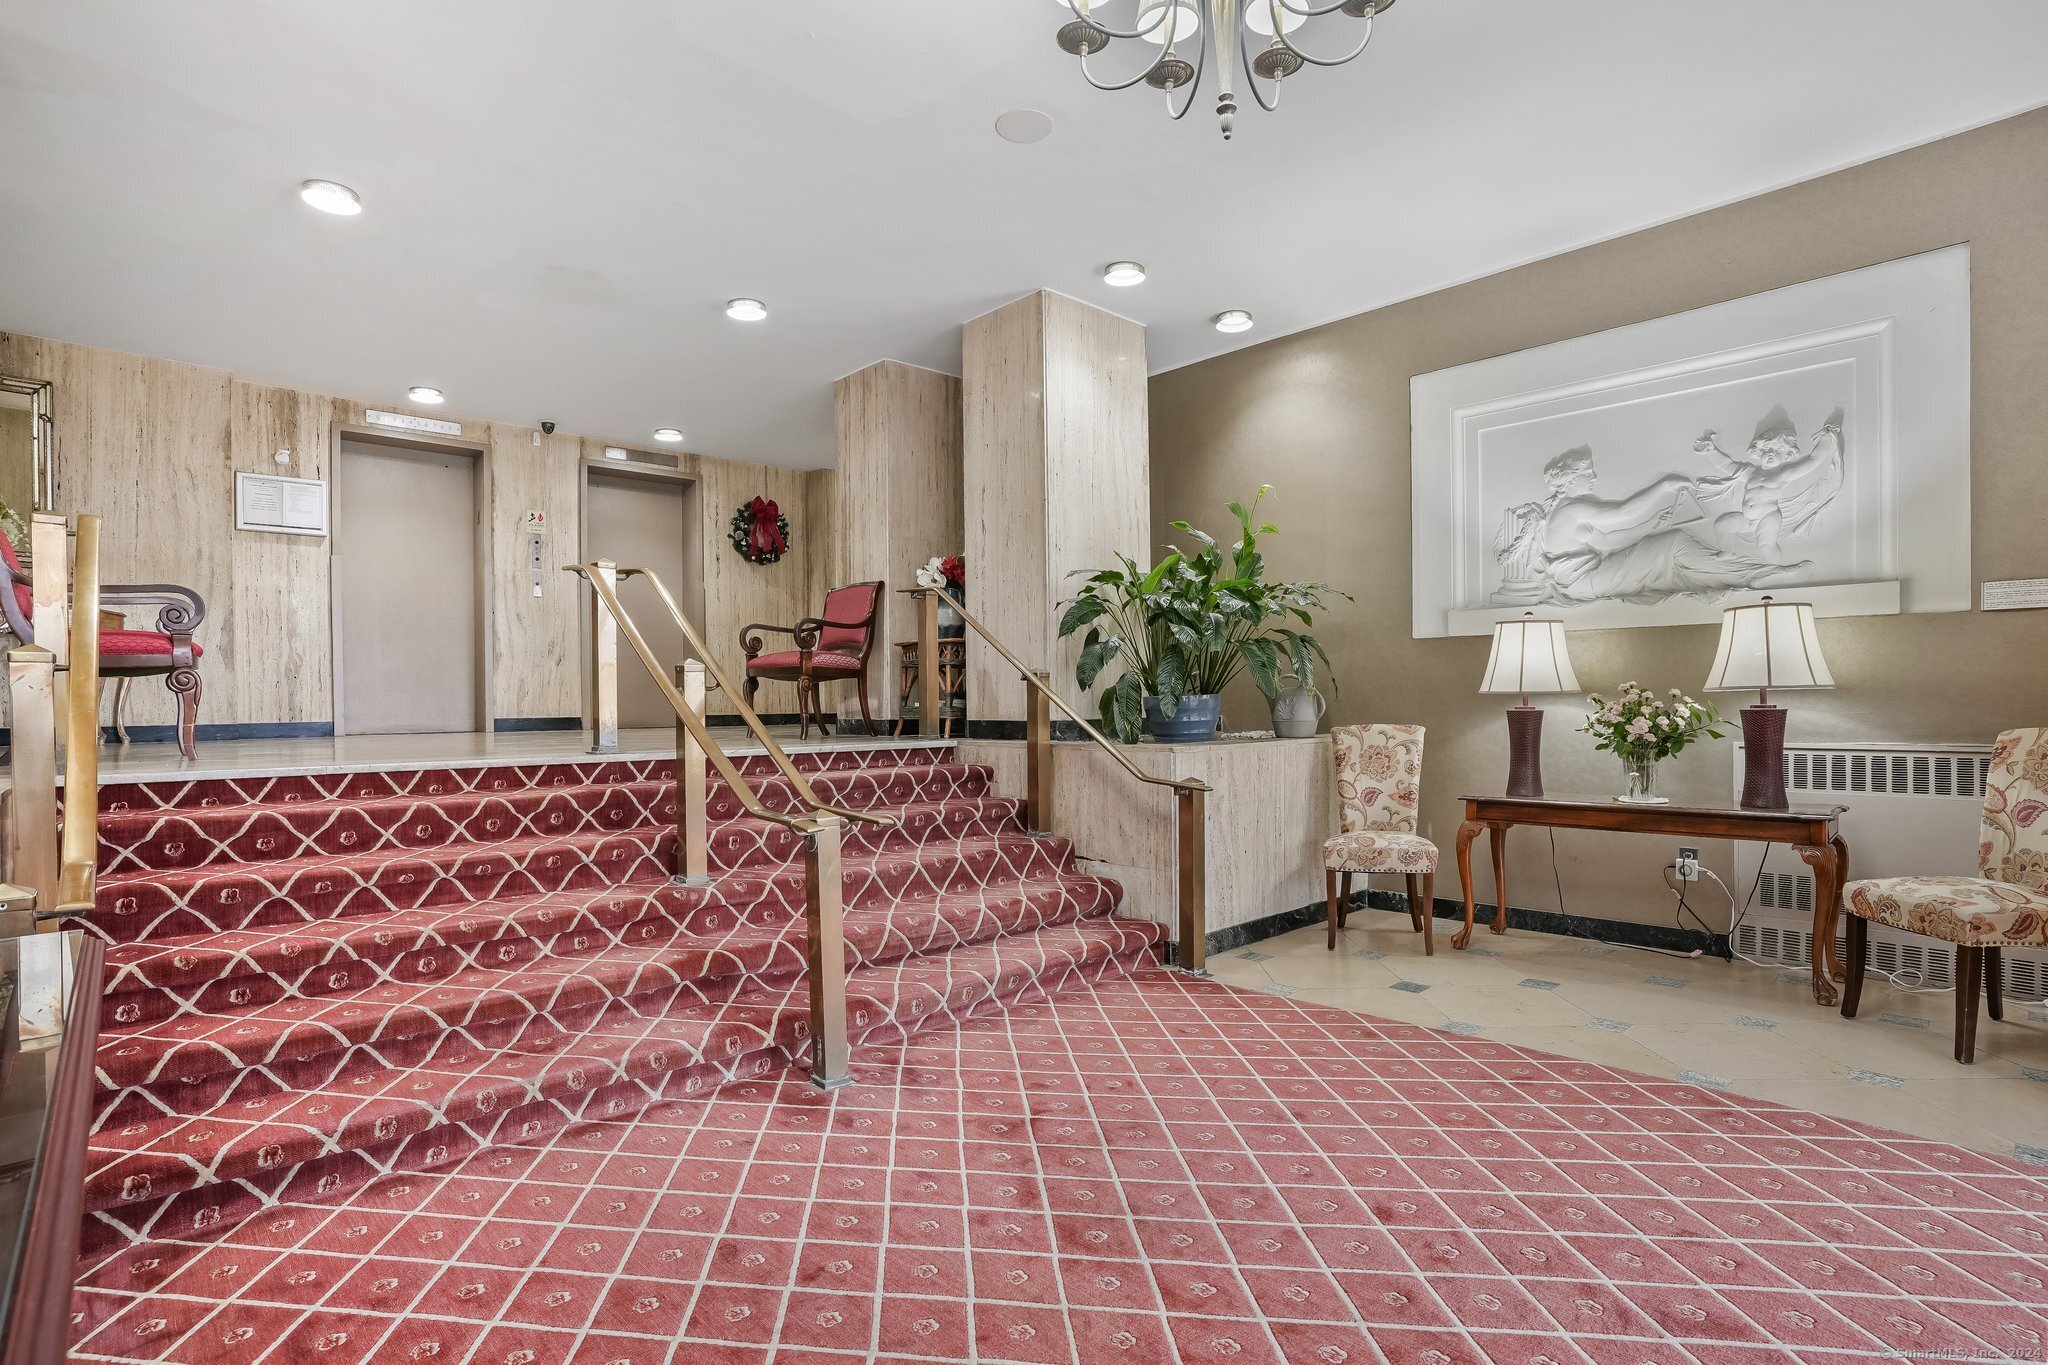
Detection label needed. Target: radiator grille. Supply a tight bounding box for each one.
[1733,916,2048,1000]
[1755,870,1813,916]
[1785,748,1989,799]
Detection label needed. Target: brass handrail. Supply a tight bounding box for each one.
[570,560,854,1090]
[569,564,820,835]
[610,565,890,828]
[906,584,1211,974]
[53,516,101,915]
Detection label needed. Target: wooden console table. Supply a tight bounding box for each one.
[1453,793,1850,1006]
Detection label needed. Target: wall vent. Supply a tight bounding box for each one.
[1784,748,1989,799]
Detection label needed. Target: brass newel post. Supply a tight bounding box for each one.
[1175,785,1209,976]
[29,512,69,730]
[588,556,620,753]
[674,659,709,885]
[5,645,58,917]
[1023,669,1053,836]
[803,815,852,1090]
[915,588,941,737]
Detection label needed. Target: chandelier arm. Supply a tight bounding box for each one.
[1053,0,1179,42]
[1077,46,1184,93]
[1239,34,1284,113]
[1165,23,1210,119]
[1275,12,1375,68]
[1264,0,1361,18]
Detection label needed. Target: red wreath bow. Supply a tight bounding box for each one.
[747,497,786,559]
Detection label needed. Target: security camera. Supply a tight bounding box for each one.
[540,420,557,435]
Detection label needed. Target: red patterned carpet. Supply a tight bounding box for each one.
[66,743,2048,1362]
[73,969,2048,1364]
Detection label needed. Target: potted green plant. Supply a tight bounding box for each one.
[1057,487,1349,743]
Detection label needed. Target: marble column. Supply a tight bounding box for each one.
[831,360,963,720]
[962,291,1150,727]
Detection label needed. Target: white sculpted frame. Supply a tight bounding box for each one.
[1410,245,1970,638]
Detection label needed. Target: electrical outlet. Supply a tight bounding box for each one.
[1675,846,1701,881]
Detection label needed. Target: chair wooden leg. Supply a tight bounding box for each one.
[171,670,202,761]
[1954,946,1983,1064]
[1325,867,1340,951]
[1839,913,1867,1019]
[1985,946,2004,1022]
[112,677,133,744]
[1404,875,1424,932]
[1419,872,1435,956]
[1338,872,1353,928]
[795,678,813,741]
[856,678,876,737]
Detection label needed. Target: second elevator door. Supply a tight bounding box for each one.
[584,469,691,729]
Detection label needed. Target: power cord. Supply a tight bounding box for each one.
[1543,830,1707,962]
[1692,862,1953,996]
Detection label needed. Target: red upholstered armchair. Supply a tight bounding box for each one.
[0,528,207,759]
[741,581,882,740]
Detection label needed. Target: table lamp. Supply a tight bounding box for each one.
[1479,612,1578,798]
[1703,596,1834,809]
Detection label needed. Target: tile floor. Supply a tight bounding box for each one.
[1211,912,2048,1166]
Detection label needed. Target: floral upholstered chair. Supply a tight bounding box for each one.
[1841,727,2048,1063]
[1325,724,1435,955]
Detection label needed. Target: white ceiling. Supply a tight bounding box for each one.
[3,2,2046,469]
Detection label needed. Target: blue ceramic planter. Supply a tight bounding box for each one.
[1142,693,1222,742]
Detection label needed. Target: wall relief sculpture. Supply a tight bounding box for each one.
[1409,245,1971,637]
[1491,408,1843,608]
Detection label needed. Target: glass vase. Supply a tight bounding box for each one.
[1618,752,1668,805]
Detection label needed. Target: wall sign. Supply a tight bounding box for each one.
[364,408,464,437]
[1982,579,2048,611]
[235,470,328,537]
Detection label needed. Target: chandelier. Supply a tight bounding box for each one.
[1052,0,1397,139]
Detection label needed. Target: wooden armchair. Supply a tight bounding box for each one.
[740,581,882,740]
[0,527,207,759]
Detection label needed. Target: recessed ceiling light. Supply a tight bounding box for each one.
[725,298,768,322]
[1212,309,1255,333]
[1102,261,1147,287]
[407,386,445,404]
[994,109,1055,144]
[653,428,685,444]
[299,179,362,216]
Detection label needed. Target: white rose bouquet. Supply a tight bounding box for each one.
[1579,682,1724,763]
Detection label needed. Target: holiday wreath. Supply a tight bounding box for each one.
[730,496,790,565]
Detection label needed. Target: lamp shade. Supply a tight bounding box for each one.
[1703,597,1835,692]
[1478,615,1579,696]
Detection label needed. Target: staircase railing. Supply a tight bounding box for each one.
[3,512,103,928]
[568,557,889,1090]
[906,585,1212,974]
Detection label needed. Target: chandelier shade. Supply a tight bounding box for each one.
[1051,0,1399,139]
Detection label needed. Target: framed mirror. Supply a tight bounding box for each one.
[0,375,55,541]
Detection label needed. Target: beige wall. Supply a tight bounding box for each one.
[1149,107,2048,929]
[0,331,833,729]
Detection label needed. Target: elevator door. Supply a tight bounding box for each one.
[584,469,691,729]
[336,439,482,734]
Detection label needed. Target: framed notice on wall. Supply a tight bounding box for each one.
[235,470,329,536]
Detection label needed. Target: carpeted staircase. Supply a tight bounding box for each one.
[76,742,1160,1254]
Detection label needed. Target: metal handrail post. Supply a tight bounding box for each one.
[803,814,852,1090]
[912,588,942,736]
[1175,785,1209,976]
[588,557,620,753]
[674,659,709,885]
[1024,668,1053,836]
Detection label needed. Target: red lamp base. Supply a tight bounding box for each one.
[1739,703,1790,809]
[1505,706,1545,798]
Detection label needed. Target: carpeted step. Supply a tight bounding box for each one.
[93,744,956,817]
[86,814,1071,947]
[81,899,1154,1253]
[99,856,1118,1031]
[95,862,1119,1106]
[81,989,799,1254]
[95,761,992,874]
